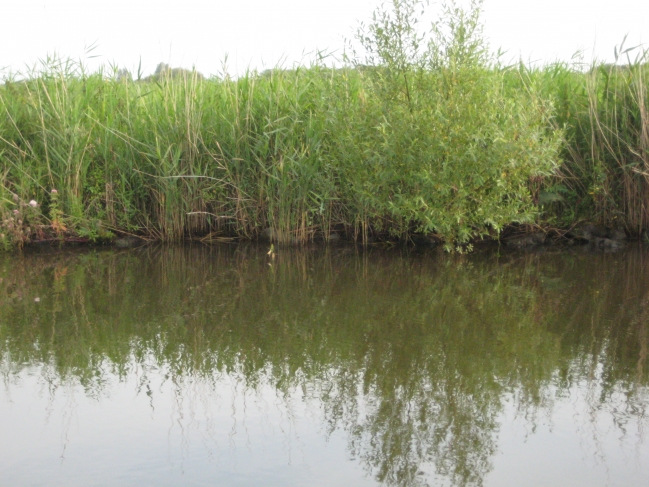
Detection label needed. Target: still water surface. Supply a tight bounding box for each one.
[0,244,648,486]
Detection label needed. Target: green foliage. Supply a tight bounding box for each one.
[332,0,561,247]
[0,1,565,248]
[503,43,649,232]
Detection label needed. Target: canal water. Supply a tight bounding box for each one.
[0,244,647,486]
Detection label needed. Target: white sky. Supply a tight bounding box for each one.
[2,0,648,78]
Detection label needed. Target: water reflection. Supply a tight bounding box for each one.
[0,245,648,486]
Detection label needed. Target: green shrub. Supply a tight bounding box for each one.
[327,0,562,247]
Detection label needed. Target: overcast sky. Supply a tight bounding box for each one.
[2,0,648,78]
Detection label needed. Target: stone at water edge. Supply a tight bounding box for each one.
[114,236,144,248]
[584,237,625,252]
[504,232,546,248]
[607,228,627,242]
[569,224,608,241]
[569,223,627,242]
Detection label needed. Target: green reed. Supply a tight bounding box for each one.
[502,44,649,233]
[0,0,565,249]
[30,0,649,248]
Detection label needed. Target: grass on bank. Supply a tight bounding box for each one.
[1,0,647,249]
[504,41,649,234]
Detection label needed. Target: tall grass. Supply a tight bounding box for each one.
[504,45,649,233]
[3,0,612,249]
[0,61,340,244]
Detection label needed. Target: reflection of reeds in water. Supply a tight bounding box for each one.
[0,246,648,485]
[0,246,648,391]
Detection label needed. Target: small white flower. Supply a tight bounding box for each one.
[34,297,40,303]
[51,189,58,194]
[29,200,38,208]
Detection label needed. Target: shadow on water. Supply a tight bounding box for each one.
[0,244,648,486]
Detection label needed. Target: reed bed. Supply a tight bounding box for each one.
[504,45,649,233]
[2,0,648,249]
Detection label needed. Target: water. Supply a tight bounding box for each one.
[0,244,647,487]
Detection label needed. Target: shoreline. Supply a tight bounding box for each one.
[9,221,637,253]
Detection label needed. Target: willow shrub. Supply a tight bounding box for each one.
[325,0,562,248]
[0,0,563,249]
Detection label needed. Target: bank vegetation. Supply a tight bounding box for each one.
[0,0,647,250]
